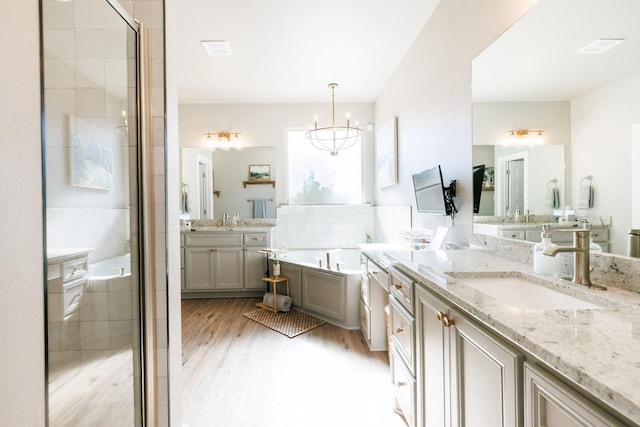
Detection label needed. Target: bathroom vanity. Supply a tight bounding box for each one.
[180,226,275,297]
[360,247,640,427]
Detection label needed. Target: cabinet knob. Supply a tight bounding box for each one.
[436,311,444,322]
[395,284,403,290]
[442,314,455,328]
[397,381,407,387]
[210,248,217,252]
[395,327,404,333]
[361,315,366,321]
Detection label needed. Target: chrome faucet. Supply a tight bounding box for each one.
[543,229,606,289]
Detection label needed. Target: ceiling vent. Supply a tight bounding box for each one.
[576,38,624,54]
[201,40,232,56]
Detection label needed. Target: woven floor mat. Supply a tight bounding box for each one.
[243,308,327,338]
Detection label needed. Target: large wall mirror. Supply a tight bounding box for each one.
[180,147,277,220]
[472,0,640,255]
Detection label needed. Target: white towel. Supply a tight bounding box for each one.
[577,185,593,209]
[262,293,292,312]
[253,199,267,218]
[544,187,559,209]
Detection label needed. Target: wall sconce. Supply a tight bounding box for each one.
[204,131,242,150]
[507,129,544,145]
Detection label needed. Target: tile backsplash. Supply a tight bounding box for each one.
[275,205,374,249]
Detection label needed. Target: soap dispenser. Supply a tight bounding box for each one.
[533,224,562,275]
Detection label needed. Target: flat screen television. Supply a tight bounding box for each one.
[412,165,450,214]
[472,164,486,214]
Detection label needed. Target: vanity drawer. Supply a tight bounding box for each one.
[63,277,86,317]
[390,266,414,314]
[244,233,268,246]
[391,345,416,427]
[184,233,243,247]
[360,273,371,306]
[499,229,526,240]
[368,260,389,292]
[390,295,415,374]
[62,257,88,282]
[360,300,371,341]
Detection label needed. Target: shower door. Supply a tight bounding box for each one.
[42,0,145,425]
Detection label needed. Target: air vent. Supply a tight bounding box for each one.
[576,38,624,54]
[201,40,232,56]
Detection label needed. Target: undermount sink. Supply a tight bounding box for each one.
[446,272,603,311]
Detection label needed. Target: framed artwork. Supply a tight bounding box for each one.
[68,115,113,190]
[483,167,495,188]
[249,164,270,181]
[375,116,398,188]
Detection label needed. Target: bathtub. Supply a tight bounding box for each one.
[274,249,361,329]
[89,253,132,279]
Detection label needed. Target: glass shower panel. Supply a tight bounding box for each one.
[42,0,143,425]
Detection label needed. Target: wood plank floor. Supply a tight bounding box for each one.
[182,298,407,427]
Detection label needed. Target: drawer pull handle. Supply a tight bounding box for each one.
[395,327,404,333]
[72,266,81,274]
[251,237,258,241]
[361,316,366,321]
[395,284,403,290]
[442,314,455,328]
[210,248,218,252]
[436,312,444,322]
[397,381,407,387]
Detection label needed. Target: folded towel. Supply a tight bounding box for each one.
[544,187,560,209]
[577,185,593,209]
[263,293,292,312]
[253,199,267,219]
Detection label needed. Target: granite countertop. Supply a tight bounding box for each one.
[383,249,640,424]
[181,225,275,233]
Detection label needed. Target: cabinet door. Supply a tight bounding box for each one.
[524,363,624,427]
[244,249,266,289]
[450,308,523,427]
[302,269,345,321]
[184,247,215,290]
[214,247,243,289]
[415,286,449,427]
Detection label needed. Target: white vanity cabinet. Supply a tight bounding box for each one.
[524,362,624,427]
[415,285,523,427]
[182,229,272,296]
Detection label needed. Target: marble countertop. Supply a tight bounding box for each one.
[383,249,640,424]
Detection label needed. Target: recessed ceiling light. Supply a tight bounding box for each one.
[201,40,232,56]
[576,38,624,54]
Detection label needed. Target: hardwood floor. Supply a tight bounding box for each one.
[182,298,407,427]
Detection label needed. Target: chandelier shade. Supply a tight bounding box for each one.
[305,83,362,156]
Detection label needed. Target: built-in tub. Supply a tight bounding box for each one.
[275,249,361,329]
[89,253,132,279]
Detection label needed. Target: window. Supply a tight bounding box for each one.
[287,130,362,204]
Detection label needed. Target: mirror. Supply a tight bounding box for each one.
[181,147,277,220]
[472,0,640,255]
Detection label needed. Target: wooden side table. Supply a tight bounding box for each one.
[256,276,290,313]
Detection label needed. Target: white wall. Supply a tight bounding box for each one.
[373,0,539,245]
[178,103,376,206]
[0,0,46,425]
[571,73,640,254]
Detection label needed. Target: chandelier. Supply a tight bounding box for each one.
[305,83,361,156]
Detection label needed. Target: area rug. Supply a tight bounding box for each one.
[243,308,326,338]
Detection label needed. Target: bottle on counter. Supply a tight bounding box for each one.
[582,223,602,254]
[533,224,563,275]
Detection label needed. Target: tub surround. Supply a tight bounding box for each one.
[382,247,640,424]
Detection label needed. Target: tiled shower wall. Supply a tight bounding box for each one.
[275,205,375,249]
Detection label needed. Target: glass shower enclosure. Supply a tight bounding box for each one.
[42,0,146,425]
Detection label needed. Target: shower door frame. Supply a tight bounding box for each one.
[40,0,155,425]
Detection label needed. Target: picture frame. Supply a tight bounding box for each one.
[483,166,495,189]
[68,115,113,191]
[248,164,271,181]
[375,116,398,188]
